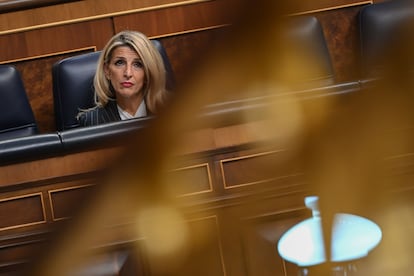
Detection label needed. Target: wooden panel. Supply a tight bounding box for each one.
[176,216,226,276]
[113,0,231,37]
[0,0,378,35]
[291,0,372,14]
[0,1,374,132]
[0,193,46,230]
[220,150,300,189]
[49,184,94,220]
[0,18,112,62]
[314,4,370,82]
[0,0,189,34]
[72,249,147,276]
[0,148,120,188]
[0,233,48,270]
[241,208,308,276]
[0,0,81,13]
[158,28,225,85]
[169,163,213,196]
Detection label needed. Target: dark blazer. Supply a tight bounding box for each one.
[77,100,121,127]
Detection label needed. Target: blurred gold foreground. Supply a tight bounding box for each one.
[28,1,414,275]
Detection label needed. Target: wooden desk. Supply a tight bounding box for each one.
[1,81,413,275]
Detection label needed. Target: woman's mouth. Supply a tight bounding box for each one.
[121,82,133,88]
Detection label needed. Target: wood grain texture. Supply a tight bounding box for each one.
[290,0,372,14]
[158,28,225,86]
[315,5,369,82]
[0,0,198,34]
[0,19,112,62]
[0,193,45,230]
[0,1,376,133]
[0,0,81,14]
[113,0,231,37]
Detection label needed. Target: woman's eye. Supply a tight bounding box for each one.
[114,60,125,66]
[133,61,143,68]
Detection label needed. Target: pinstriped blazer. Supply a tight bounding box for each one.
[77,100,121,127]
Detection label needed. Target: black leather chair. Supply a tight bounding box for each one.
[0,133,63,165]
[0,65,38,140]
[52,39,175,131]
[359,0,414,78]
[280,16,335,87]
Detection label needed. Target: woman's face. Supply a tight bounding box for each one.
[104,45,145,100]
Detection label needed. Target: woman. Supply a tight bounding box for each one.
[77,30,170,126]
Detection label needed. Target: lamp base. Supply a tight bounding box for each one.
[299,263,358,276]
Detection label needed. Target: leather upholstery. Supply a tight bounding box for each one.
[0,81,361,166]
[52,39,174,131]
[0,133,62,165]
[52,51,100,131]
[359,0,414,77]
[0,22,334,165]
[59,116,150,153]
[281,16,335,86]
[0,65,38,140]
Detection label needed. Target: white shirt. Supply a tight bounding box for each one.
[117,100,147,120]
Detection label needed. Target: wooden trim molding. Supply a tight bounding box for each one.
[0,0,81,14]
[0,0,213,35]
[171,163,214,197]
[220,150,289,189]
[48,184,94,221]
[0,192,47,231]
[290,0,372,15]
[188,215,227,276]
[0,46,96,64]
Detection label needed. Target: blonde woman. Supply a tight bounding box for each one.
[77,30,170,126]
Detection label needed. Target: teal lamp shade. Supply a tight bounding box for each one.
[277,196,382,267]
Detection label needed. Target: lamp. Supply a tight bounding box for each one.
[277,196,382,275]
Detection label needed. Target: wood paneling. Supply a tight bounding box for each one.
[158,28,225,86]
[169,163,213,196]
[0,231,49,269]
[315,5,370,82]
[49,184,94,220]
[0,193,45,230]
[0,2,228,133]
[0,1,377,132]
[291,0,372,14]
[0,0,199,34]
[0,114,412,274]
[241,208,308,276]
[0,19,112,61]
[169,216,226,276]
[113,0,231,37]
[220,150,300,189]
[0,148,120,187]
[0,0,81,14]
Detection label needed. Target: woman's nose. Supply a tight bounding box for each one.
[124,64,132,77]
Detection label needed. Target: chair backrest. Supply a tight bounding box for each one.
[0,65,38,140]
[52,39,175,131]
[280,16,335,87]
[359,0,414,78]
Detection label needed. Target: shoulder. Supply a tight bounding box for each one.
[77,102,120,127]
[77,106,102,127]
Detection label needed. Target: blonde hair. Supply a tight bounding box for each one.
[94,30,169,113]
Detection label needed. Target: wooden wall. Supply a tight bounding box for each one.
[0,0,385,133]
[2,1,414,275]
